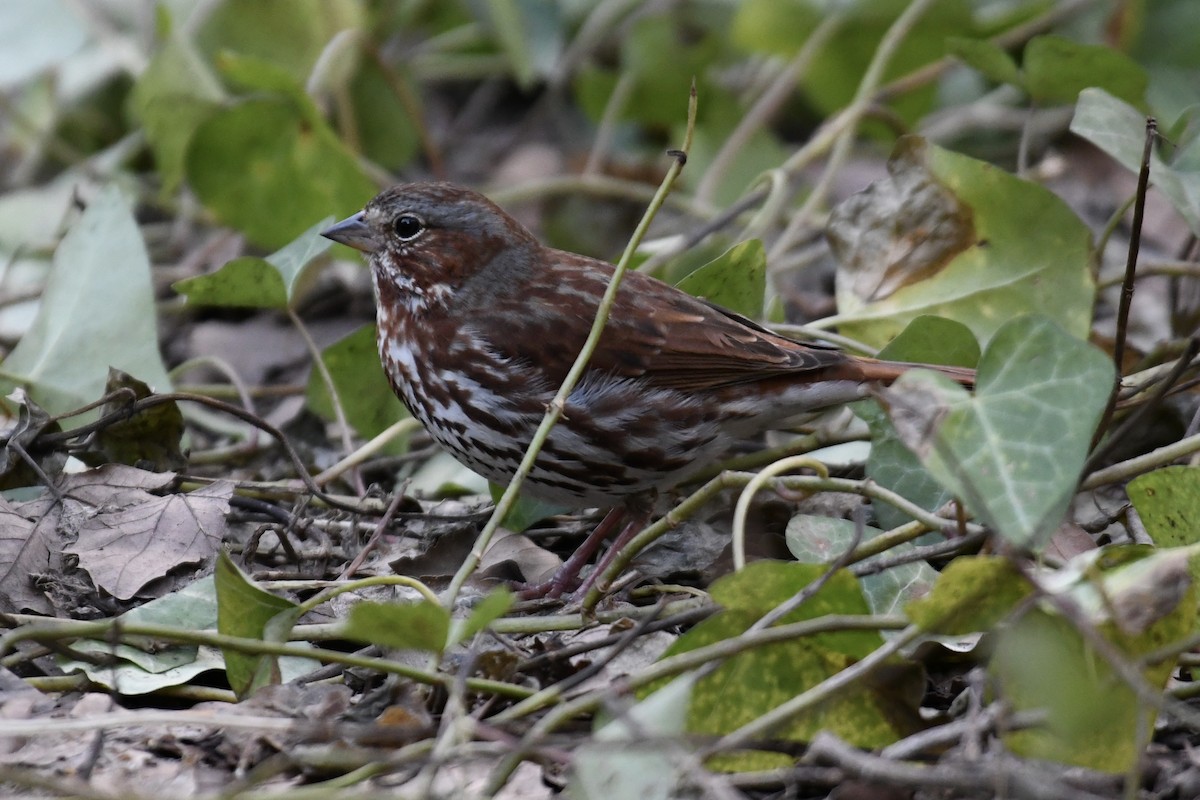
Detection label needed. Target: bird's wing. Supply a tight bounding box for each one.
[653,314,842,390]
[472,252,848,393]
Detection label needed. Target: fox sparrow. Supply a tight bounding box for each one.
[322,183,974,595]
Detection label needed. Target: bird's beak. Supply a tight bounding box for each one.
[321,213,378,253]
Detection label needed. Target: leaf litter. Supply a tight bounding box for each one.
[2,4,1200,799]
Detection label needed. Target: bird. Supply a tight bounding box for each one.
[322,182,974,597]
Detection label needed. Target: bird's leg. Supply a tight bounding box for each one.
[570,507,652,599]
[518,505,627,600]
[518,494,657,600]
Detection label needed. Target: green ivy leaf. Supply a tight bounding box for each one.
[216,51,323,124]
[130,19,224,193]
[174,217,332,308]
[876,315,980,369]
[1022,35,1147,108]
[347,56,421,170]
[59,576,218,695]
[879,315,1113,549]
[905,555,1030,635]
[215,551,306,699]
[645,562,918,769]
[488,483,566,534]
[449,588,515,647]
[946,36,1020,86]
[785,515,938,617]
[735,0,976,128]
[186,97,375,249]
[0,186,173,416]
[1128,467,1200,548]
[858,315,979,531]
[1127,466,1200,585]
[193,0,364,84]
[344,599,451,655]
[992,548,1192,773]
[1071,88,1200,236]
[623,15,721,126]
[674,240,766,319]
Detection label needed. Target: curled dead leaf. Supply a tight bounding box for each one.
[828,137,975,304]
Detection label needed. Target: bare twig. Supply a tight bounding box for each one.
[1083,432,1200,490]
[807,731,1115,800]
[339,481,409,579]
[1085,336,1200,472]
[1092,118,1157,450]
[34,391,365,514]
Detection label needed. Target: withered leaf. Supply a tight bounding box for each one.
[65,480,233,600]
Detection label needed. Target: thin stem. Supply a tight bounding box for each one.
[487,173,713,219]
[694,13,844,205]
[1082,431,1200,490]
[731,456,829,570]
[1084,336,1200,473]
[584,70,636,176]
[287,306,363,495]
[768,0,940,264]
[295,574,440,615]
[770,324,880,355]
[497,613,907,725]
[1095,193,1138,264]
[313,417,422,487]
[0,619,530,699]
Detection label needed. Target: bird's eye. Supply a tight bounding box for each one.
[393,214,425,241]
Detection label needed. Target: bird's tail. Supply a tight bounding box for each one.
[850,358,976,389]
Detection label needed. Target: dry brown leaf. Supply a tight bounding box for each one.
[65,481,232,600]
